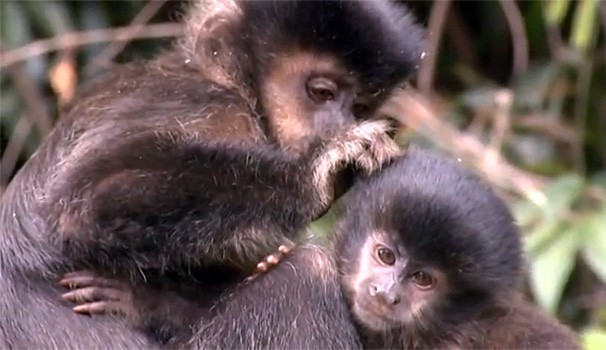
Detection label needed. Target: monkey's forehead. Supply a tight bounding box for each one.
[240,0,426,89]
[342,150,523,270]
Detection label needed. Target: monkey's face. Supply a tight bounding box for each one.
[260,51,381,154]
[343,232,446,332]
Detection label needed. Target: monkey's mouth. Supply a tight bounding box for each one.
[352,297,402,331]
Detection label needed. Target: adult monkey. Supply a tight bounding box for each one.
[0,0,424,348]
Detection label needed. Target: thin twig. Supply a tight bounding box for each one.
[381,89,547,204]
[0,22,183,68]
[86,0,169,74]
[513,113,577,144]
[571,58,594,175]
[417,0,452,95]
[487,89,513,165]
[0,114,33,186]
[6,63,52,136]
[445,7,478,70]
[600,1,606,40]
[498,0,529,76]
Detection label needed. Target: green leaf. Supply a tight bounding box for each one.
[581,211,606,282]
[524,219,561,256]
[512,199,541,228]
[20,0,74,36]
[512,63,561,111]
[1,1,30,46]
[528,226,580,313]
[544,0,571,26]
[589,172,606,188]
[459,86,500,110]
[583,328,606,350]
[541,174,585,219]
[570,0,599,54]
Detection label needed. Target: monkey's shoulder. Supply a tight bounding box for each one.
[471,299,581,349]
[60,60,254,137]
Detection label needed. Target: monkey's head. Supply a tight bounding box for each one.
[182,0,425,152]
[333,150,523,337]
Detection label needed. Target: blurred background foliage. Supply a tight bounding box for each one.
[0,1,605,348]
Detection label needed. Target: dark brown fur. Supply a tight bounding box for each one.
[0,0,424,348]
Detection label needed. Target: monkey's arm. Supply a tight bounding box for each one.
[61,245,363,349]
[56,122,397,273]
[59,271,207,345]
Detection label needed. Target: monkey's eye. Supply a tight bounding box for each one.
[410,271,435,290]
[376,247,396,266]
[306,77,337,103]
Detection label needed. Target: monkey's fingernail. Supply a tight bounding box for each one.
[62,291,75,301]
[73,305,91,314]
[278,245,291,253]
[58,279,79,288]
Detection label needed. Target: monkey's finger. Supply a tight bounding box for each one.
[59,275,123,290]
[73,301,126,316]
[246,261,276,283]
[261,244,295,267]
[62,286,126,303]
[278,244,293,254]
[256,261,270,272]
[265,254,280,265]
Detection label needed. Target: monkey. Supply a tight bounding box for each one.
[332,149,581,349]
[0,0,425,348]
[61,148,581,349]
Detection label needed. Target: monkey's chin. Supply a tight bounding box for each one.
[351,301,401,332]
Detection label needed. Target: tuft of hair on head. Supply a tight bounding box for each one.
[179,0,247,90]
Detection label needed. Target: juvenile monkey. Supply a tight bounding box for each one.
[0,0,424,348]
[334,149,581,349]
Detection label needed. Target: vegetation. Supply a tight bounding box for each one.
[1,1,605,348]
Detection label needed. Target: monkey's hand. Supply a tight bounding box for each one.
[245,243,294,283]
[60,271,135,317]
[310,120,402,210]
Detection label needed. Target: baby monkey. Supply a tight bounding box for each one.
[334,149,580,349]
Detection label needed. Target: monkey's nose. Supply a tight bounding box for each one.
[368,284,401,306]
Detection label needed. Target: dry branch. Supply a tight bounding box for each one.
[498,0,529,75]
[86,0,169,74]
[381,89,548,205]
[0,22,183,68]
[417,0,451,95]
